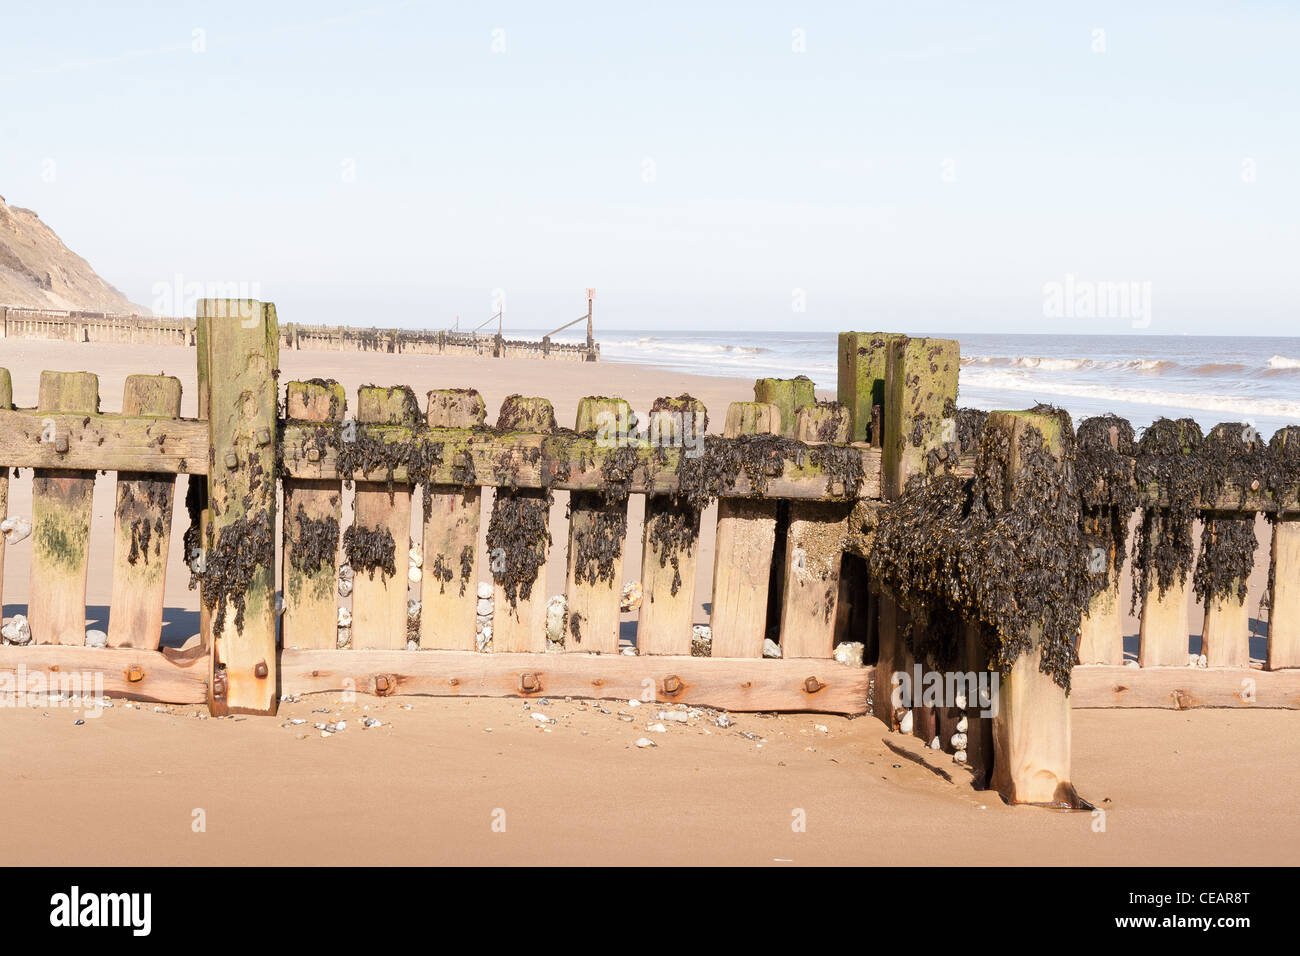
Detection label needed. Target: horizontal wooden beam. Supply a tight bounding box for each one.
[0,409,209,474]
[281,649,872,714]
[0,645,210,704]
[282,424,881,500]
[1071,665,1300,709]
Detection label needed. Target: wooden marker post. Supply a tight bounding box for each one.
[107,375,183,649]
[201,299,279,715]
[30,371,99,644]
[638,396,708,655]
[282,380,345,650]
[421,389,486,651]
[1199,520,1255,669]
[565,397,633,654]
[350,386,420,650]
[837,332,894,443]
[986,410,1078,807]
[490,396,556,653]
[753,376,814,440]
[0,369,10,616]
[1137,421,1199,668]
[1076,422,1125,665]
[709,401,781,658]
[1268,426,1300,670]
[779,403,852,658]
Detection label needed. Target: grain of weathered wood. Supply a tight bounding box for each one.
[0,645,209,704]
[282,380,345,650]
[107,375,182,649]
[1269,518,1300,670]
[1200,519,1253,668]
[0,409,208,473]
[638,397,707,655]
[709,402,781,658]
[564,397,631,654]
[881,337,960,500]
[491,396,556,654]
[351,386,419,651]
[420,389,486,651]
[1077,512,1124,665]
[202,299,279,715]
[30,371,98,645]
[0,368,9,617]
[753,377,814,439]
[280,648,871,714]
[1071,664,1300,709]
[1137,517,1192,668]
[837,332,895,443]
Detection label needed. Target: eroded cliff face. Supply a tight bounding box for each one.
[0,193,145,312]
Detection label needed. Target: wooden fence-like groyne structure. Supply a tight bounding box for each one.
[0,306,599,362]
[0,304,1296,807]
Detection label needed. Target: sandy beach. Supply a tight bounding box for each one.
[1,340,1297,866]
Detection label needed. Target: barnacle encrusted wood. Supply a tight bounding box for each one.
[881,336,960,499]
[108,375,182,650]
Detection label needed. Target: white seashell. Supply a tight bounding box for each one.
[338,563,353,581]
[407,565,422,584]
[477,581,493,600]
[1124,658,1140,668]
[1,516,32,545]
[715,714,733,728]
[337,607,352,627]
[956,715,968,733]
[476,598,494,616]
[929,736,941,750]
[531,712,554,724]
[658,711,689,723]
[627,698,641,707]
[362,717,382,729]
[338,578,353,597]
[84,629,108,648]
[954,749,967,763]
[648,723,667,733]
[899,709,913,734]
[408,547,423,568]
[762,638,782,659]
[635,737,655,748]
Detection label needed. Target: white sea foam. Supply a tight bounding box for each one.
[1268,354,1300,369]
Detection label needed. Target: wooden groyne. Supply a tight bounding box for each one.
[1,306,1297,809]
[0,305,600,362]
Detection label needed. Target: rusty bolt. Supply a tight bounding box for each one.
[519,672,541,694]
[125,664,145,683]
[306,447,322,462]
[662,675,683,695]
[254,659,268,679]
[224,450,239,469]
[54,434,70,454]
[804,676,826,694]
[256,427,272,446]
[212,672,227,698]
[375,674,393,696]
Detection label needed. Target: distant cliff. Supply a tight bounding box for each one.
[0,193,145,312]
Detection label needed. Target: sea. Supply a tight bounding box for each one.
[549,330,1300,441]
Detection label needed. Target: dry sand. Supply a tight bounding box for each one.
[1,339,1298,865]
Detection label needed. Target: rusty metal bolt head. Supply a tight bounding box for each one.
[519,672,541,694]
[306,446,322,462]
[125,664,145,683]
[212,672,227,698]
[224,450,239,470]
[804,676,826,694]
[254,659,268,679]
[256,427,272,446]
[375,674,393,696]
[662,675,683,695]
[54,435,70,454]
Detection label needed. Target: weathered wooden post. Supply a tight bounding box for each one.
[282,380,345,649]
[565,396,633,654]
[30,371,99,644]
[754,376,814,439]
[709,401,781,657]
[107,375,183,649]
[0,368,10,614]
[1075,416,1132,665]
[986,410,1079,806]
[200,299,279,716]
[837,332,894,443]
[421,388,487,650]
[1269,426,1300,669]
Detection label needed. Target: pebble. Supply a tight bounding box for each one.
[408,599,421,618]
[406,639,419,651]
[338,578,353,597]
[620,581,643,612]
[955,692,968,710]
[658,711,689,723]
[621,647,636,656]
[814,724,828,734]
[833,641,865,666]
[74,719,84,726]
[951,732,968,749]
[1197,654,1208,668]
[627,698,641,708]
[1,516,32,545]
[635,737,655,748]
[477,581,493,600]
[545,595,567,644]
[691,624,712,656]
[337,607,352,627]
[648,723,667,733]
[956,715,969,733]
[531,712,554,724]
[476,598,494,616]
[1,614,32,646]
[762,638,782,659]
[898,709,913,734]
[84,629,108,648]
[716,714,733,728]
[407,566,422,584]
[1124,659,1140,668]
[362,717,382,729]
[338,563,354,581]
[337,626,351,649]
[954,749,967,763]
[408,547,423,568]
[929,736,941,750]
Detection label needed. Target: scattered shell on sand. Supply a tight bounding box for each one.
[715,713,733,728]
[634,737,655,748]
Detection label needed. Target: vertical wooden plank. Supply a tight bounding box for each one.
[1197,516,1255,668]
[420,388,486,651]
[882,337,960,500]
[201,299,279,716]
[282,380,346,650]
[30,371,99,645]
[1268,426,1300,670]
[779,402,852,658]
[349,386,420,650]
[709,401,781,658]
[753,377,814,438]
[986,411,1078,806]
[489,396,556,653]
[195,312,213,651]
[564,396,632,654]
[837,332,894,443]
[1076,417,1129,665]
[637,396,707,655]
[0,368,10,616]
[107,374,182,649]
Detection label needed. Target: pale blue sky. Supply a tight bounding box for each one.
[1,1,1296,334]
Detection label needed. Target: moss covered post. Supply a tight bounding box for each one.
[753,376,814,439]
[30,371,99,644]
[201,299,279,716]
[837,332,894,443]
[282,380,345,650]
[1268,426,1300,670]
[107,374,183,649]
[986,410,1078,806]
